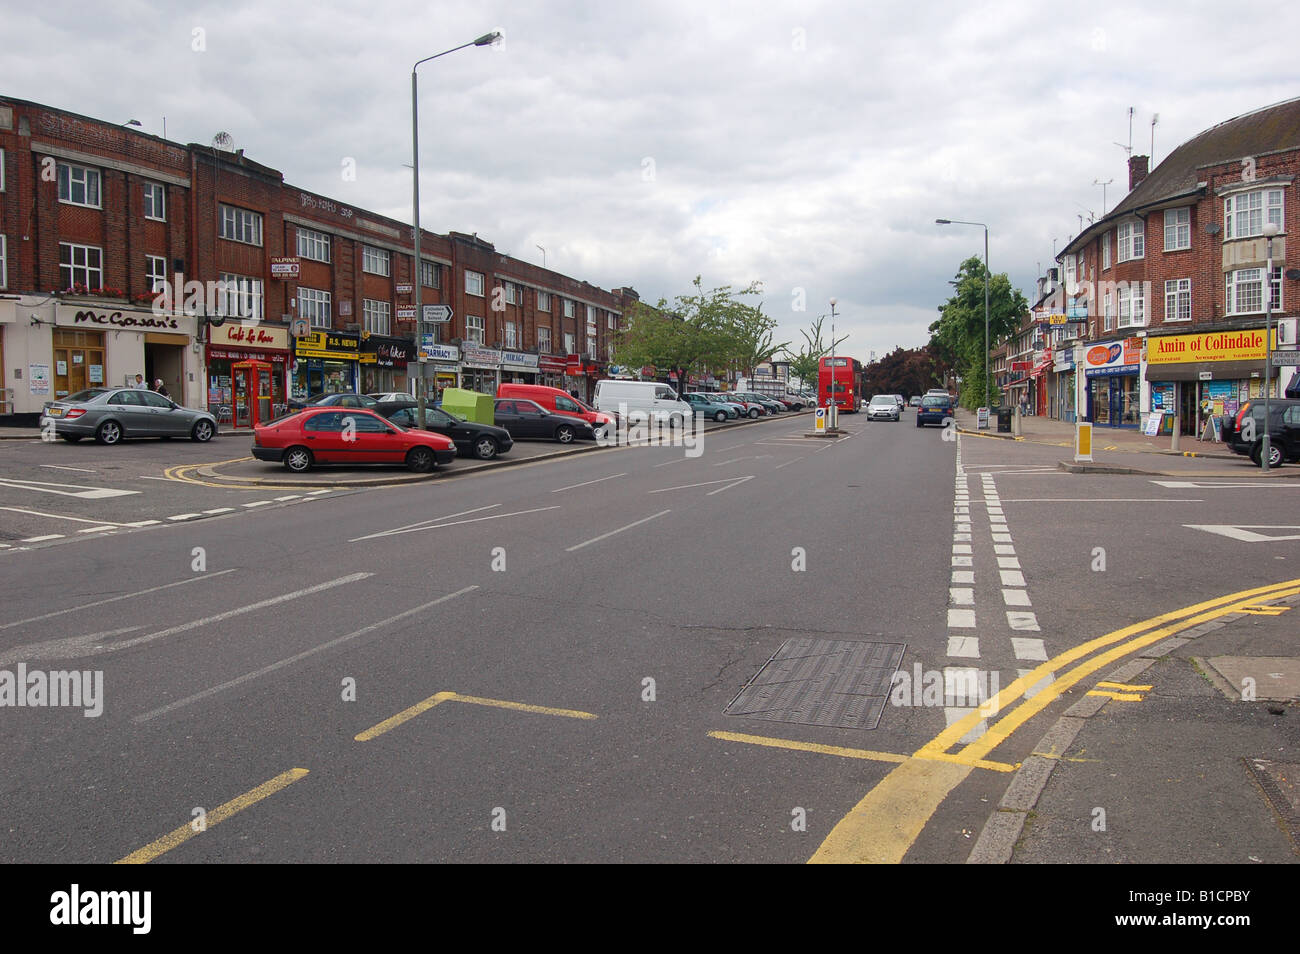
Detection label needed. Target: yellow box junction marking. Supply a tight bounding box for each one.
[356,690,596,742]
[116,768,309,864]
[809,577,1300,864]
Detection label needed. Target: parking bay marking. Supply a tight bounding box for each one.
[0,506,134,527]
[648,475,755,495]
[565,509,672,552]
[349,506,559,542]
[0,477,138,499]
[0,570,238,632]
[1184,524,1300,543]
[550,473,627,493]
[356,689,596,742]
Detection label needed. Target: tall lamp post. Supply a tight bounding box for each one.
[829,297,838,429]
[412,32,501,428]
[936,218,991,416]
[1262,221,1280,471]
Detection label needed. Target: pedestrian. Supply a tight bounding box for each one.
[134,373,147,389]
[154,378,171,399]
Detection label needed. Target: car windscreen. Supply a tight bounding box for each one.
[65,389,111,402]
[922,396,951,407]
[870,396,895,405]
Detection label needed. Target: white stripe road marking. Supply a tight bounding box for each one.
[994,544,1016,554]
[1003,497,1206,503]
[1000,570,1026,587]
[168,513,202,521]
[996,556,1022,569]
[992,533,1014,543]
[1003,589,1032,606]
[0,507,131,527]
[773,457,805,469]
[350,507,558,542]
[947,608,976,628]
[0,477,138,499]
[566,510,672,552]
[306,489,333,495]
[707,476,754,495]
[203,508,235,515]
[0,573,373,666]
[550,473,627,493]
[953,533,971,542]
[243,501,272,508]
[40,464,97,473]
[652,456,693,468]
[274,495,302,501]
[944,708,986,745]
[1183,525,1300,543]
[1018,668,1056,699]
[951,556,973,567]
[132,585,480,724]
[648,476,754,495]
[76,526,117,534]
[951,570,975,584]
[125,520,162,527]
[949,587,974,605]
[0,570,239,631]
[1007,611,1041,631]
[20,534,64,543]
[354,505,500,540]
[952,544,972,554]
[946,636,980,657]
[1152,481,1300,489]
[1012,637,1047,660]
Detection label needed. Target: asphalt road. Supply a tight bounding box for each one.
[1,411,1297,863]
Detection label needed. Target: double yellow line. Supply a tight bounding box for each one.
[810,577,1300,863]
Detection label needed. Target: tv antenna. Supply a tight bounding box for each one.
[212,131,234,152]
[1093,178,1113,214]
[1113,106,1134,156]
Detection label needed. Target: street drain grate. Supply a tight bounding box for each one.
[724,638,906,730]
[1242,758,1300,853]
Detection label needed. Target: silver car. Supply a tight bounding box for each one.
[867,394,901,421]
[40,387,218,445]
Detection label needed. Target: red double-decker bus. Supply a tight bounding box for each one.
[818,356,863,413]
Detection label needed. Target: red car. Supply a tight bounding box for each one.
[252,408,456,473]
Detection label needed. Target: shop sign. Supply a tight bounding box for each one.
[396,305,417,320]
[1083,338,1142,377]
[539,354,567,373]
[501,350,539,369]
[219,323,289,350]
[207,348,287,363]
[360,338,414,367]
[1146,330,1271,365]
[462,346,502,369]
[419,339,460,363]
[270,257,300,279]
[295,330,359,359]
[70,308,179,330]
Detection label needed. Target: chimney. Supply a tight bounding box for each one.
[1129,154,1150,190]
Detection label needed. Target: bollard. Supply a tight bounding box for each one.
[1170,414,1180,453]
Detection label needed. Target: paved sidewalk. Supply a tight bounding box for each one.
[952,406,1238,459]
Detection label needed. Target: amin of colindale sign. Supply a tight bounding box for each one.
[1146,330,1273,365]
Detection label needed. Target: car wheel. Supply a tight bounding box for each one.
[96,421,122,445]
[555,424,576,443]
[748,408,759,419]
[61,435,83,443]
[916,419,923,428]
[473,436,499,460]
[284,446,313,473]
[1255,442,1284,468]
[191,420,215,443]
[715,410,727,422]
[406,446,437,472]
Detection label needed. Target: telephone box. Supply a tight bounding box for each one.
[231,359,275,428]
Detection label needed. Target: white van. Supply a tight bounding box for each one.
[593,379,691,426]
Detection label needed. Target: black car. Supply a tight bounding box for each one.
[1222,398,1300,468]
[378,402,514,460]
[492,398,596,443]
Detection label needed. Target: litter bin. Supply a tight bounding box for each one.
[997,407,1013,433]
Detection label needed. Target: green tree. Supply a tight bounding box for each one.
[781,314,847,390]
[929,256,1028,410]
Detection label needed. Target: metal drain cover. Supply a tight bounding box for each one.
[1243,758,1300,852]
[724,638,906,730]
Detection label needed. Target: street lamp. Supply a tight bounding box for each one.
[828,297,838,428]
[1262,221,1280,471]
[936,218,991,416]
[412,31,502,427]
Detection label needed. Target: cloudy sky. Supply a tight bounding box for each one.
[5,1,1299,360]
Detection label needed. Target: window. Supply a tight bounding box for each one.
[1064,254,1077,293]
[58,163,101,207]
[537,326,552,353]
[219,273,263,321]
[505,283,520,305]
[143,182,165,221]
[505,321,518,348]
[1226,267,1281,315]
[564,332,575,354]
[1102,232,1111,270]
[1164,279,1191,322]
[299,287,332,328]
[537,291,551,312]
[0,147,5,192]
[219,205,263,246]
[60,243,103,289]
[465,314,485,344]
[1117,220,1144,262]
[1117,283,1145,329]
[587,338,598,359]
[420,260,439,288]
[146,255,167,292]
[0,234,6,289]
[363,299,391,336]
[1225,189,1284,240]
[608,313,617,330]
[1103,290,1114,332]
[298,227,331,263]
[465,270,484,296]
[563,299,575,318]
[362,246,390,276]
[1163,208,1190,251]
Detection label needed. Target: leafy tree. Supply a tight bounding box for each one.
[781,314,848,390]
[862,345,949,398]
[929,256,1028,410]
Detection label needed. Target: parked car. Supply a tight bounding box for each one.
[684,392,738,422]
[287,392,379,411]
[867,394,901,421]
[709,394,752,418]
[893,394,907,412]
[251,408,456,473]
[493,398,596,443]
[40,388,217,445]
[367,391,412,403]
[719,392,765,418]
[916,393,956,428]
[1222,398,1300,468]
[593,380,691,427]
[378,402,514,460]
[497,383,615,436]
[735,391,785,414]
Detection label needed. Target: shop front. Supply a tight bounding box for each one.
[292,330,360,400]
[1050,346,1076,423]
[206,321,291,421]
[359,335,415,395]
[565,354,603,404]
[500,350,540,385]
[460,346,502,396]
[1083,337,1142,427]
[1145,328,1277,439]
[538,354,566,389]
[1031,349,1051,414]
[418,343,460,402]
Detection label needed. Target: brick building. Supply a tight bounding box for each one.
[1056,98,1300,432]
[0,95,627,422]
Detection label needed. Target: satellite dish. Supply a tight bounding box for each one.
[212,131,234,151]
